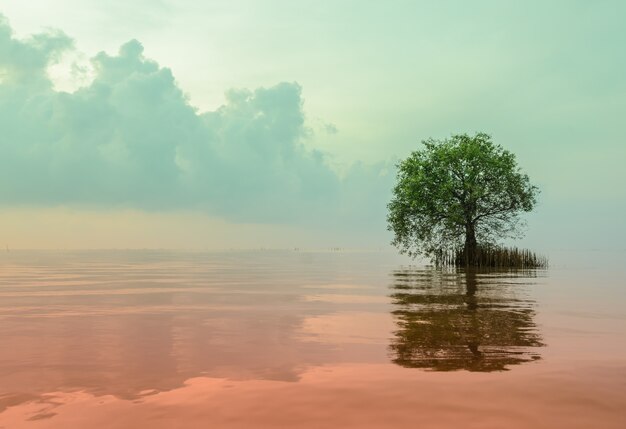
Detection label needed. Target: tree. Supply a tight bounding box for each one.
[387,133,538,264]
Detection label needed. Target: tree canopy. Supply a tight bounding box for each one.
[387,133,538,263]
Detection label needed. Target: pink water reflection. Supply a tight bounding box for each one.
[0,250,625,428]
[2,363,625,428]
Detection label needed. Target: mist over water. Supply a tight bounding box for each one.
[0,250,624,428]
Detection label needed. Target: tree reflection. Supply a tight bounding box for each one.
[389,268,544,371]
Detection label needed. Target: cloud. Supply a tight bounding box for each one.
[0,15,393,229]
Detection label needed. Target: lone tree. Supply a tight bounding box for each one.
[387,133,538,265]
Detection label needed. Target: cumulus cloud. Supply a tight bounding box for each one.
[0,15,393,228]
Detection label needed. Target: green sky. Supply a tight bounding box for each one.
[0,1,624,250]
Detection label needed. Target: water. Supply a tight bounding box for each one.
[0,250,624,428]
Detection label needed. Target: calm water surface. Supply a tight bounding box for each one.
[0,250,624,428]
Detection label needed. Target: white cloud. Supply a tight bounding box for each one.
[0,15,394,233]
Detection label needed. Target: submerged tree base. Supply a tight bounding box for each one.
[434,246,548,269]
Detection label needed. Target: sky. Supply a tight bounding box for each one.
[0,1,624,250]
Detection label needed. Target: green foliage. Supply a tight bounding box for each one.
[387,132,538,261]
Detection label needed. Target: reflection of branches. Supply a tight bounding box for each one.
[389,268,544,372]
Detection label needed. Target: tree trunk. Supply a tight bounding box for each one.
[464,223,477,266]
